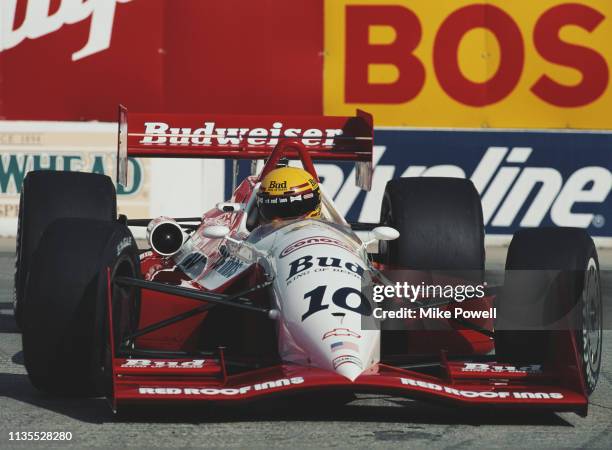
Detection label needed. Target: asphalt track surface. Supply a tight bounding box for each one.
[0,239,611,449]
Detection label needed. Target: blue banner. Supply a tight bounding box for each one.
[226,129,612,238]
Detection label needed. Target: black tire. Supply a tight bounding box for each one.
[14,171,116,329]
[379,177,485,356]
[379,177,485,274]
[22,218,139,396]
[495,227,602,394]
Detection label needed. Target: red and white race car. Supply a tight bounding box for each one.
[15,107,602,415]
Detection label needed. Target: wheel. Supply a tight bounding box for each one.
[379,177,484,274]
[378,177,485,356]
[495,227,602,394]
[14,171,116,329]
[22,218,140,396]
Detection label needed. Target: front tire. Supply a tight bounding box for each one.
[22,219,139,396]
[495,227,602,394]
[14,171,116,329]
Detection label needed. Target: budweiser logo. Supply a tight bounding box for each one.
[0,0,131,61]
[140,122,344,147]
[268,181,287,189]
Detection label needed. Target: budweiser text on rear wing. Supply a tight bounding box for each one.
[139,122,345,147]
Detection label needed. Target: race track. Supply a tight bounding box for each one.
[1,240,611,449]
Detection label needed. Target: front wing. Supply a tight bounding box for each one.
[110,347,588,416]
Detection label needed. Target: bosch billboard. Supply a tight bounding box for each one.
[324,0,612,129]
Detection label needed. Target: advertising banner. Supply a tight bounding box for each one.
[2,0,611,130]
[0,0,323,121]
[324,0,612,129]
[226,128,612,241]
[0,122,149,235]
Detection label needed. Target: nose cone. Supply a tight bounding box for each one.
[333,355,364,381]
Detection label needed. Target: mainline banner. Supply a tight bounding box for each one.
[227,128,612,241]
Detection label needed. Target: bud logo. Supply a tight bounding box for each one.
[140,122,343,147]
[0,0,132,61]
[121,359,205,368]
[268,181,287,189]
[460,363,542,374]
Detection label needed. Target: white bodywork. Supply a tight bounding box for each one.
[247,220,380,381]
[174,183,388,381]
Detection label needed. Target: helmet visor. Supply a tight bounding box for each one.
[258,188,321,221]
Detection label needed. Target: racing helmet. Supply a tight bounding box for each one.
[257,167,321,221]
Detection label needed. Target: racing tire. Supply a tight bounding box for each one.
[379,177,485,275]
[22,218,139,396]
[378,177,485,356]
[495,228,602,394]
[14,171,116,329]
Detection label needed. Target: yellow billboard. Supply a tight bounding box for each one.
[324,0,612,129]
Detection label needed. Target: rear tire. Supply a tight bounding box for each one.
[379,177,485,356]
[495,227,602,394]
[14,171,116,329]
[22,219,139,396]
[379,177,484,274]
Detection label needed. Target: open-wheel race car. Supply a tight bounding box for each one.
[14,107,602,415]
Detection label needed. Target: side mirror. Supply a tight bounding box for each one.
[364,226,399,248]
[202,225,230,239]
[216,202,244,213]
[371,226,400,241]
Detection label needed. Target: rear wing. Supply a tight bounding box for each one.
[117,105,373,189]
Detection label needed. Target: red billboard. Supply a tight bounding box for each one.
[0,0,323,121]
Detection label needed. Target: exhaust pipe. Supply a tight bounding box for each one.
[146,217,185,256]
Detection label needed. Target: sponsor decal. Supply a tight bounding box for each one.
[400,377,563,400]
[139,121,344,147]
[259,192,314,205]
[324,0,612,129]
[116,236,133,256]
[331,341,360,353]
[121,359,206,368]
[209,251,244,278]
[138,377,304,396]
[139,251,154,260]
[322,328,361,340]
[268,180,288,190]
[177,252,208,276]
[460,363,542,374]
[280,236,354,258]
[0,0,132,61]
[332,355,363,370]
[286,255,365,280]
[215,257,244,278]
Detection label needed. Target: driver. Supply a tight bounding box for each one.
[256,167,321,222]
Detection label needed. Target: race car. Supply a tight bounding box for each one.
[14,106,602,415]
